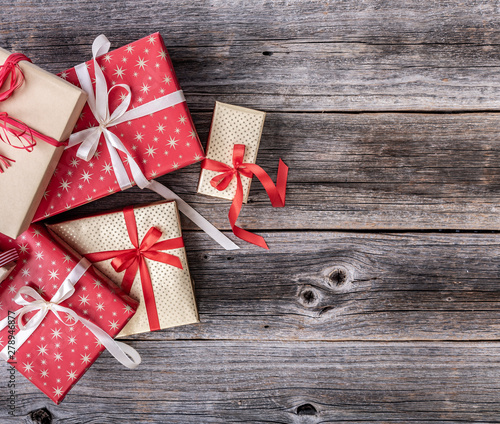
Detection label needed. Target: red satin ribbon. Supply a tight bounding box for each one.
[0,53,62,173]
[84,206,185,331]
[201,144,288,249]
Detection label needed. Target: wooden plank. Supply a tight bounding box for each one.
[2,1,500,422]
[103,231,500,342]
[48,112,500,231]
[2,1,500,110]
[2,341,500,423]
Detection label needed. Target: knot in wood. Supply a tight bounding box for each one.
[29,408,52,424]
[297,403,317,416]
[298,286,321,307]
[303,290,316,304]
[329,267,348,287]
[323,265,353,292]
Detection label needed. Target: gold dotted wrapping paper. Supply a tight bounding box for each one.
[48,201,199,337]
[197,102,266,203]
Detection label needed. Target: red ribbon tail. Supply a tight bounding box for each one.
[228,174,270,250]
[138,257,161,331]
[121,263,139,294]
[244,159,289,207]
[275,159,289,206]
[232,224,269,250]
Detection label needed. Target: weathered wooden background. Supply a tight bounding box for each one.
[2,1,500,422]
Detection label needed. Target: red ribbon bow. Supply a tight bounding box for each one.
[85,206,185,331]
[201,144,288,249]
[0,53,62,173]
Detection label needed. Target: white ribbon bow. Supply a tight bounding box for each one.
[0,258,141,369]
[67,35,238,250]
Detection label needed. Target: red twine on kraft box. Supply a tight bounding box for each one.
[201,144,288,249]
[0,247,19,268]
[0,53,63,173]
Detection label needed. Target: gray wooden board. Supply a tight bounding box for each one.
[48,112,500,231]
[133,231,500,342]
[1,0,500,422]
[2,341,500,423]
[3,1,500,111]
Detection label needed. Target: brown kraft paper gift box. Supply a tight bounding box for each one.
[0,47,87,239]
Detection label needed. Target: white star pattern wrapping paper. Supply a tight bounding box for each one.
[33,33,204,222]
[0,225,138,404]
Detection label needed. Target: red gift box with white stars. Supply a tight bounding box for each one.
[33,33,204,221]
[0,225,138,404]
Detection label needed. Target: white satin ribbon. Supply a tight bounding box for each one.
[0,258,141,369]
[67,34,238,250]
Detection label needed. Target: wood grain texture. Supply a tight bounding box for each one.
[138,231,500,342]
[2,1,500,111]
[46,112,500,231]
[2,341,500,423]
[1,0,500,422]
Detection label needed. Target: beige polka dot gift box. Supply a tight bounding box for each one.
[197,101,266,203]
[196,101,289,250]
[47,201,199,337]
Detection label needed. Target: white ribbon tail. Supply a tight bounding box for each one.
[103,134,134,189]
[0,309,46,362]
[103,130,150,189]
[78,316,141,369]
[147,180,239,251]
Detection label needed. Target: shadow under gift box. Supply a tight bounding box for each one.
[0,225,139,404]
[0,48,87,239]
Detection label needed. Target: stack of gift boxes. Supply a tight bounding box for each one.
[0,33,288,404]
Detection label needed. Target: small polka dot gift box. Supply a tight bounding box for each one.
[197,102,289,249]
[0,225,140,404]
[48,201,199,337]
[197,102,266,203]
[33,33,204,222]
